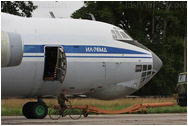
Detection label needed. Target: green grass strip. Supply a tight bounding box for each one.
[1,105,186,116]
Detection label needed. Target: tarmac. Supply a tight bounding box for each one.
[1,113,187,125]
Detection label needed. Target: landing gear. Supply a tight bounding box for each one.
[22,99,48,119]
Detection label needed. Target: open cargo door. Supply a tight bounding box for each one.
[43,46,67,83]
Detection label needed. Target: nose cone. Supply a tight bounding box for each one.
[152,52,163,71]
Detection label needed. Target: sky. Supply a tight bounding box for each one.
[32,1,84,18]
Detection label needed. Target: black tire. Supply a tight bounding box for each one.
[31,102,48,119]
[69,107,82,120]
[83,112,88,117]
[22,102,35,119]
[49,106,62,120]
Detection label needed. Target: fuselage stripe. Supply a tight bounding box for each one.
[66,56,152,59]
[23,55,151,59]
[24,45,150,55]
[23,56,44,57]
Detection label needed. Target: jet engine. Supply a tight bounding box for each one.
[1,31,23,67]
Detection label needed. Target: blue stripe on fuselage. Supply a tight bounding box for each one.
[24,45,45,53]
[23,55,152,59]
[66,56,152,59]
[24,45,149,55]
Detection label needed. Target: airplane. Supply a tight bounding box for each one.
[1,12,162,119]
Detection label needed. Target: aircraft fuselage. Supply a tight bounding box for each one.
[1,13,162,100]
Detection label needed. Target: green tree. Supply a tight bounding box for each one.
[71,1,187,96]
[1,1,37,17]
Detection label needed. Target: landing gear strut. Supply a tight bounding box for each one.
[22,98,48,119]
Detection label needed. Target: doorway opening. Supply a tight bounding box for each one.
[43,46,67,83]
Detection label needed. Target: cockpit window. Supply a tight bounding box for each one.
[111,30,117,39]
[115,30,122,39]
[111,29,132,41]
[120,31,130,39]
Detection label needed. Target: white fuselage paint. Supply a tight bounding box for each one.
[1,13,155,99]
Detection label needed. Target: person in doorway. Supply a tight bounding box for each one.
[58,89,70,115]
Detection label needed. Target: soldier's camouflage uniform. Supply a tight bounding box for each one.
[58,92,68,111]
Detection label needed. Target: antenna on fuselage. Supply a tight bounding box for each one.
[86,13,96,21]
[49,11,56,18]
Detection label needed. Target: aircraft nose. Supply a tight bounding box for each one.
[152,52,163,71]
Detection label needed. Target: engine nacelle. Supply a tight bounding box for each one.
[1,31,23,67]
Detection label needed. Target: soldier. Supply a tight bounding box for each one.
[58,89,70,113]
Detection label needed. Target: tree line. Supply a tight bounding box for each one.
[71,1,187,96]
[1,1,37,17]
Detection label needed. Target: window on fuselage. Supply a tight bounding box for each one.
[143,65,147,71]
[111,29,132,41]
[135,65,142,72]
[142,72,146,77]
[120,31,130,39]
[111,30,117,39]
[115,30,122,39]
[148,65,152,70]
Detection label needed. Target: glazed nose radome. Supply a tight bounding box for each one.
[152,52,163,71]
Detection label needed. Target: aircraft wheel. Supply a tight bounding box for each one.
[23,102,48,119]
[31,102,48,119]
[22,102,35,119]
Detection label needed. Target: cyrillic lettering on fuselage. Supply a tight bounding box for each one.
[85,47,107,53]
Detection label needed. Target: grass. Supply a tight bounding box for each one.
[147,105,187,114]
[1,97,187,116]
[1,108,23,116]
